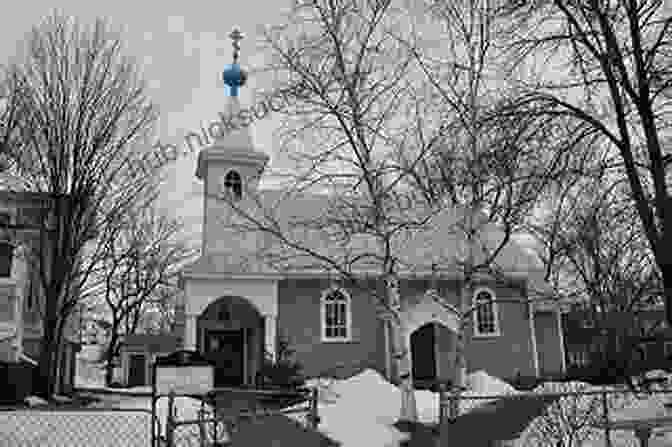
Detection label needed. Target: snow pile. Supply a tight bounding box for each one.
[24,395,48,407]
[302,369,410,447]
[467,370,519,395]
[75,353,105,389]
[289,369,522,447]
[460,370,520,413]
[304,377,341,404]
[642,369,670,382]
[414,388,439,424]
[52,394,74,403]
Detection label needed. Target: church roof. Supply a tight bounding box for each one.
[182,188,547,287]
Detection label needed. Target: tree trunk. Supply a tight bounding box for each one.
[53,318,67,396]
[663,261,672,327]
[385,273,417,422]
[104,324,120,386]
[36,319,59,399]
[449,279,469,421]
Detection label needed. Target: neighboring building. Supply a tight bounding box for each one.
[0,189,84,399]
[118,334,181,387]
[563,303,672,373]
[174,47,567,389]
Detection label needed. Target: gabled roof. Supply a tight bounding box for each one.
[183,188,546,285]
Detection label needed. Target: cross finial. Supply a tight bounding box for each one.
[229,28,244,64]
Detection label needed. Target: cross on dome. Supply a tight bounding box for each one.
[229,28,243,64]
[222,27,247,97]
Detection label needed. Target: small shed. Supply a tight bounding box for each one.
[119,334,182,387]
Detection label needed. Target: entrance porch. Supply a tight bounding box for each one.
[197,296,265,387]
[410,322,457,390]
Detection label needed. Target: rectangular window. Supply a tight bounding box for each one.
[664,342,672,359]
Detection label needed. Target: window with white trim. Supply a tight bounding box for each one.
[473,288,500,337]
[321,288,351,342]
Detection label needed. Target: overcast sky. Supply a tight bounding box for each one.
[0,1,293,237]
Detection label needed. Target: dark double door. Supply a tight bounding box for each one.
[204,330,244,387]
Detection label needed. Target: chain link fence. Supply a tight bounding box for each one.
[0,407,157,447]
[435,379,672,446]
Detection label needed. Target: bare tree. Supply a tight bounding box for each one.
[529,160,663,389]
[210,0,570,423]
[94,205,195,386]
[385,1,585,428]
[0,13,158,397]
[522,381,604,447]
[497,0,672,324]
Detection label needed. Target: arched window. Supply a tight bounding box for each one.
[223,170,242,201]
[472,287,500,337]
[321,288,352,342]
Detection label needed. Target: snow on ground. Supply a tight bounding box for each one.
[290,368,519,447]
[76,367,672,447]
[293,369,410,447]
[75,347,106,389]
[87,390,222,441]
[78,367,672,447]
[78,383,153,394]
[24,395,48,407]
[459,370,520,413]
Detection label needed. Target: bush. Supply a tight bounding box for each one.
[258,337,305,390]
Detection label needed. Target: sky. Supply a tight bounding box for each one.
[0,1,293,238]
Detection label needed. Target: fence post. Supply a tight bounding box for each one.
[449,385,460,422]
[198,401,207,447]
[602,388,612,447]
[310,387,320,429]
[166,390,175,447]
[437,383,447,426]
[212,406,218,446]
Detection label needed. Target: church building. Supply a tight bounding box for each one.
[175,32,566,389]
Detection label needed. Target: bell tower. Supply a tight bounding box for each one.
[196,28,269,255]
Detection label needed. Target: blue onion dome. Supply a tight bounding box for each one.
[222,64,247,97]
